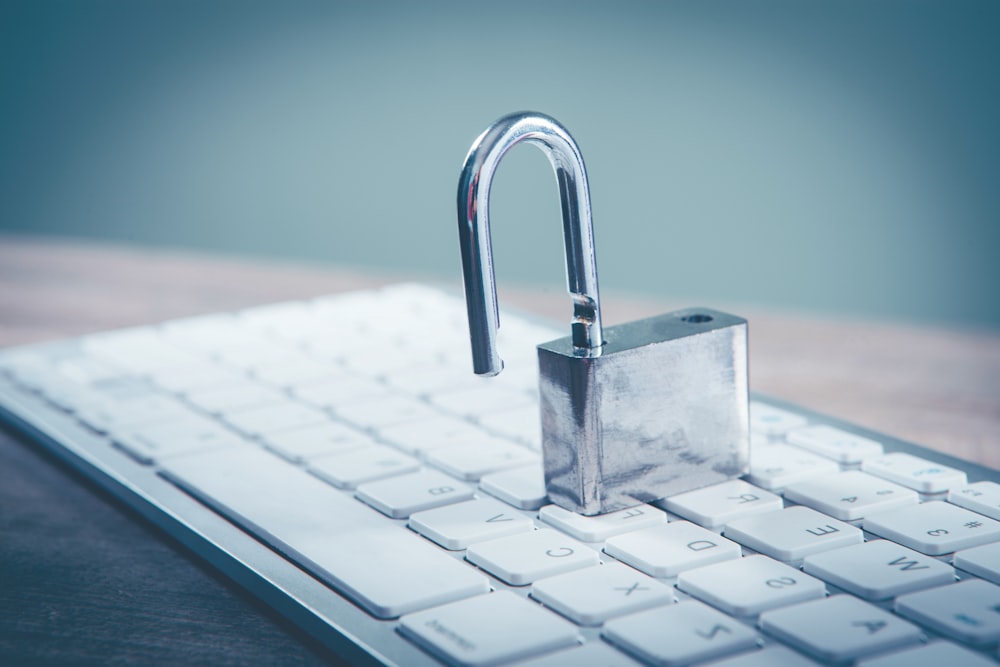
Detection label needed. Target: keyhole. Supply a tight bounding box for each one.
[681,313,713,323]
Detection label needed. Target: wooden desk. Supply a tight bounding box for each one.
[1,235,997,665]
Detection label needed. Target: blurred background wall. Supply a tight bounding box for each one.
[1,0,997,328]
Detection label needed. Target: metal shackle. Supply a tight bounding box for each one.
[457,111,605,376]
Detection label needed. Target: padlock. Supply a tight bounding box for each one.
[457,111,750,515]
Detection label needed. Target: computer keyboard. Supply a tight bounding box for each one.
[1,283,998,666]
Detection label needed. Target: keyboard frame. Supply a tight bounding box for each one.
[1,336,998,667]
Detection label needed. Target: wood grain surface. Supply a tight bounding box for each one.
[0,234,997,665]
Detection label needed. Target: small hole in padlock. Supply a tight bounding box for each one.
[681,313,714,324]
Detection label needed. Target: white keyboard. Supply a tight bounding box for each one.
[1,283,998,667]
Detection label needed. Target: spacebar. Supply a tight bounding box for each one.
[159,447,489,619]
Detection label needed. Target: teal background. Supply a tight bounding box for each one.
[1,0,998,328]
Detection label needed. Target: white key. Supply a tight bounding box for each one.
[251,359,341,389]
[703,645,819,667]
[857,640,998,667]
[479,466,548,510]
[307,445,420,489]
[159,447,489,619]
[747,444,840,491]
[724,506,863,561]
[113,416,245,464]
[379,417,498,455]
[261,422,374,462]
[784,471,917,521]
[429,383,534,418]
[605,521,741,578]
[531,562,675,626]
[465,529,600,585]
[76,395,197,434]
[477,405,542,448]
[149,364,246,394]
[677,554,826,617]
[949,481,1000,520]
[863,501,1000,556]
[408,498,534,550]
[184,383,286,415]
[760,595,921,663]
[862,452,967,494]
[333,395,443,431]
[786,424,883,464]
[398,591,579,667]
[426,439,539,481]
[292,377,387,409]
[510,642,644,667]
[603,599,758,666]
[749,401,808,436]
[539,503,667,543]
[223,402,330,437]
[355,470,474,519]
[895,579,1000,646]
[955,542,1000,584]
[658,479,783,530]
[803,540,955,600]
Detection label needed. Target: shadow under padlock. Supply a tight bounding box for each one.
[457,111,750,516]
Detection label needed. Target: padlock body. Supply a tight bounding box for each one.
[538,308,749,515]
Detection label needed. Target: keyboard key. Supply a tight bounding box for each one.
[333,395,443,431]
[724,506,863,561]
[783,471,917,521]
[863,501,1000,555]
[657,479,783,530]
[760,595,921,663]
[398,591,579,667]
[604,521,741,578]
[704,645,820,667]
[530,562,675,626]
[76,394,196,434]
[408,497,534,550]
[251,359,341,389]
[747,444,839,491]
[786,424,883,464]
[261,422,375,462]
[113,416,246,464]
[802,540,955,600]
[292,377,388,410]
[378,417,499,456]
[307,445,420,489]
[355,470,475,519]
[184,383,286,415]
[539,503,667,543]
[159,447,489,619]
[949,481,1000,520]
[862,452,967,494]
[223,402,330,437]
[429,383,535,418]
[749,401,808,436]
[465,529,600,585]
[603,599,758,666]
[510,642,645,667]
[954,542,1000,584]
[477,405,542,448]
[149,364,246,394]
[426,439,539,481]
[677,554,826,617]
[895,579,1000,646]
[479,466,548,510]
[857,640,998,667]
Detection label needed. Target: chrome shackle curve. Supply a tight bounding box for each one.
[457,111,605,376]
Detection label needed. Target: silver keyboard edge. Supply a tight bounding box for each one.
[0,375,441,667]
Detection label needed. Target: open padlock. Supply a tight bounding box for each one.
[457,112,750,515]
